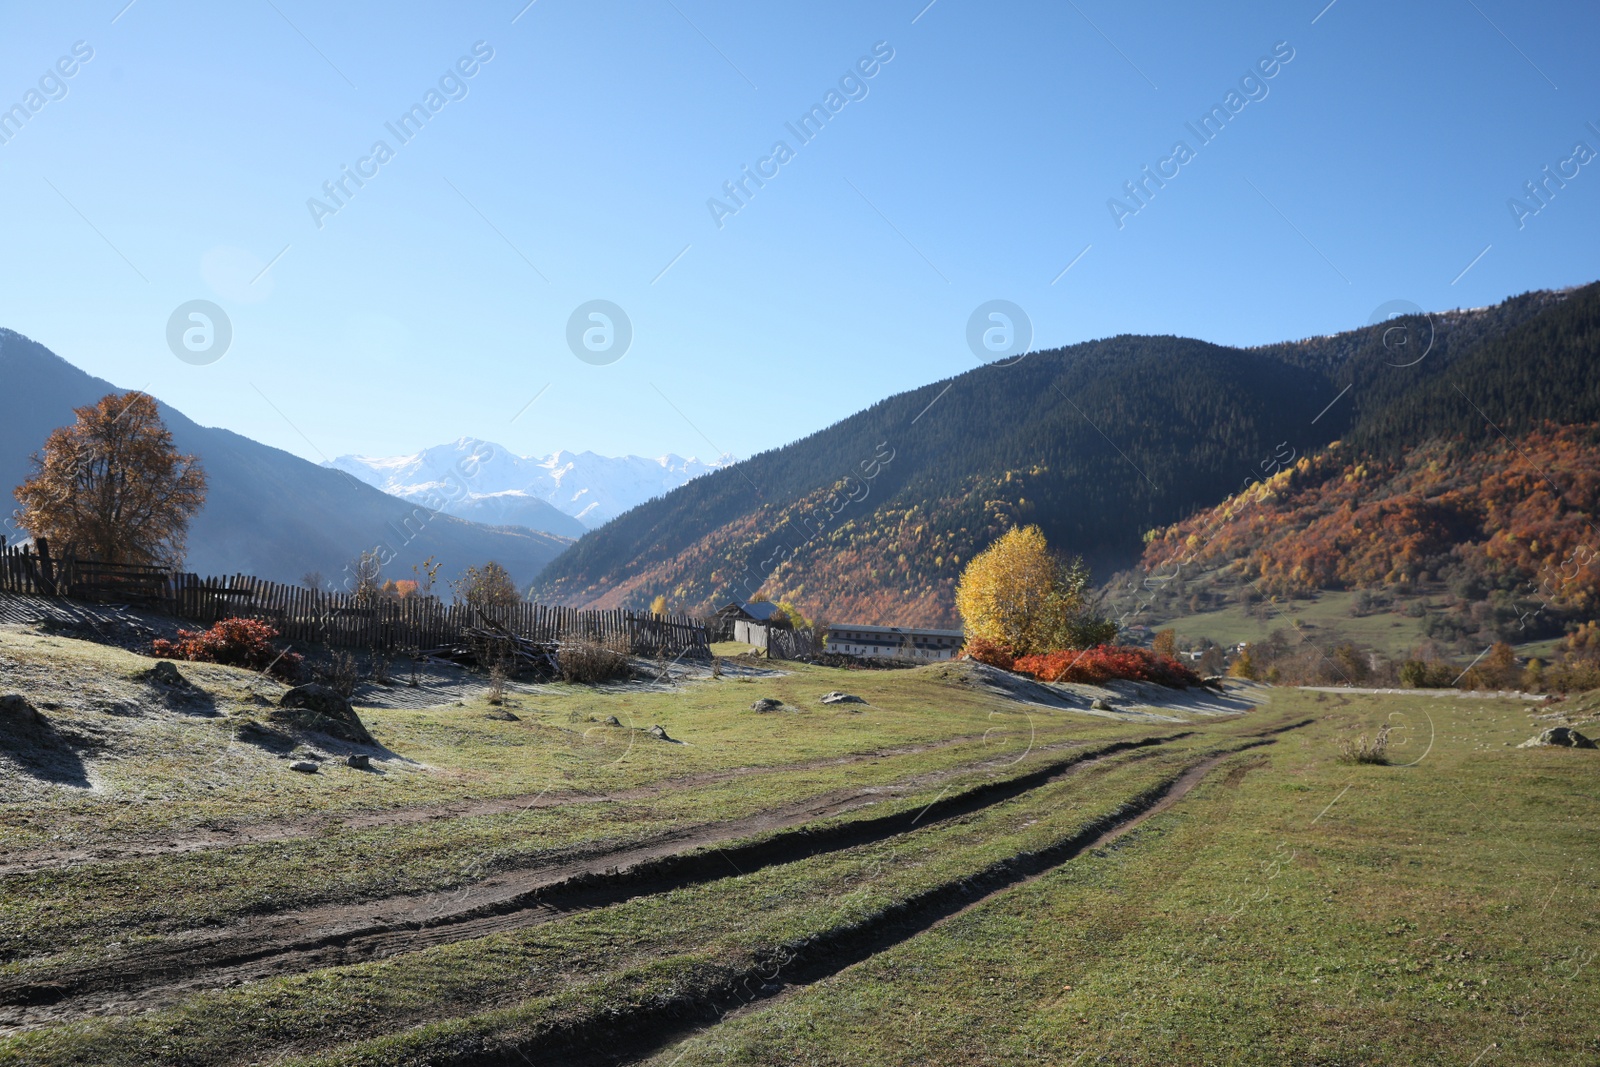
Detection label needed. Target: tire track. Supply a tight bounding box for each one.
[0,727,1210,1030]
[615,746,1277,1067]
[467,740,1294,1067]
[0,731,1007,877]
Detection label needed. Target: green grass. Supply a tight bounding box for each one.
[1152,586,1562,668]
[1157,589,1435,661]
[0,718,1152,970]
[0,626,1125,850]
[0,627,1204,978]
[644,689,1600,1066]
[1,734,1256,1067]
[5,625,1594,1065]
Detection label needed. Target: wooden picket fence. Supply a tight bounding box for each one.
[0,540,709,658]
[0,541,53,596]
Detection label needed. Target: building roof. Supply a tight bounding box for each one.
[742,600,784,622]
[714,599,785,622]
[715,600,793,627]
[827,623,965,638]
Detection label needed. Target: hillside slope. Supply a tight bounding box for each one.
[0,331,571,590]
[1109,282,1600,654]
[529,286,1583,625]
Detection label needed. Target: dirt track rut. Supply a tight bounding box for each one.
[0,718,1313,1036]
[549,742,1285,1067]
[0,733,1006,878]
[0,728,1207,1029]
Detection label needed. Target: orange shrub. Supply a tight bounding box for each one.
[1012,644,1201,688]
[962,636,1015,670]
[151,617,302,681]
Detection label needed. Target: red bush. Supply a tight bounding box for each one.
[151,617,303,681]
[1012,645,1201,688]
[962,637,1016,671]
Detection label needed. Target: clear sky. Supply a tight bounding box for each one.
[1,0,1596,465]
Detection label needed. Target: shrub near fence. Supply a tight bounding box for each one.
[0,541,710,659]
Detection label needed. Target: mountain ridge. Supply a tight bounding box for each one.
[0,330,572,591]
[528,283,1592,625]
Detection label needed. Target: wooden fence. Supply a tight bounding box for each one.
[0,541,53,596]
[0,540,709,658]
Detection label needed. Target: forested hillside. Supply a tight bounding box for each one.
[532,283,1591,625]
[1110,282,1600,654]
[1131,425,1600,647]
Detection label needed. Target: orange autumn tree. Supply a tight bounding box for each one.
[14,392,207,568]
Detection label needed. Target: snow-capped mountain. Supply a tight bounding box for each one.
[325,439,732,537]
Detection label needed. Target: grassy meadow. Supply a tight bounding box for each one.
[0,623,1594,1065]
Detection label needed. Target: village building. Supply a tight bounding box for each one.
[711,599,792,645]
[712,600,790,627]
[825,623,965,661]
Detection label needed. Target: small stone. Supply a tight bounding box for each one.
[142,661,194,689]
[603,715,621,726]
[820,691,866,705]
[346,754,371,769]
[647,724,672,741]
[485,710,521,722]
[1518,727,1597,749]
[750,698,783,712]
[1091,697,1114,711]
[288,760,319,774]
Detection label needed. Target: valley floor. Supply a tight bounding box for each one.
[0,623,1594,1065]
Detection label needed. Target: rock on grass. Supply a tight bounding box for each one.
[1518,727,1597,749]
[269,684,373,743]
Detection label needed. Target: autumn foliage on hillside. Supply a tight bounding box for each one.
[1139,425,1600,621]
[561,467,1053,626]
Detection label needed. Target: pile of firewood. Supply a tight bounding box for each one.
[414,613,562,678]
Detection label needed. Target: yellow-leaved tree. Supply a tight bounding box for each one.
[955,525,1116,655]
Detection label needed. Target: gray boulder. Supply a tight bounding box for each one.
[271,684,373,743]
[288,760,319,773]
[346,753,371,769]
[1090,697,1115,711]
[1518,727,1597,749]
[820,691,866,705]
[647,724,673,741]
[750,698,784,712]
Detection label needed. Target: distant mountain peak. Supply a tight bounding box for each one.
[326,441,732,536]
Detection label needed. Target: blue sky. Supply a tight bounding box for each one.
[1,0,1596,464]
